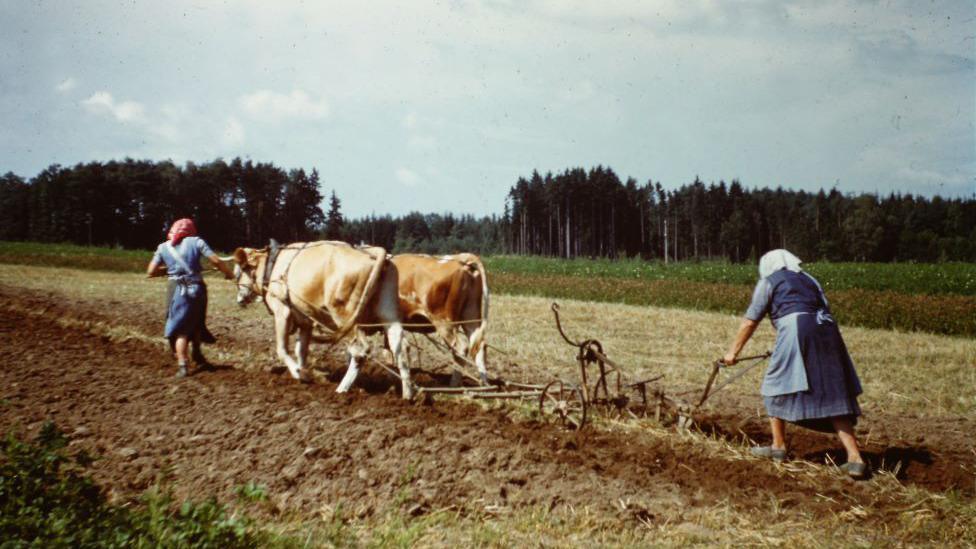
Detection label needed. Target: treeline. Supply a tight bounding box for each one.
[0,159,323,251]
[341,212,506,255]
[506,167,976,262]
[2,159,973,262]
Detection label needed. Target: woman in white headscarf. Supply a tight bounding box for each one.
[723,249,867,478]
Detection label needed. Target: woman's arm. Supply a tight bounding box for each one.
[723,318,759,365]
[207,254,235,279]
[146,259,167,278]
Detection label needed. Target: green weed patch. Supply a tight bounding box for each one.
[0,423,289,548]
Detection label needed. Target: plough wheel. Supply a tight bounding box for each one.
[539,380,587,430]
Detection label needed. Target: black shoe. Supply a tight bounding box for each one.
[192,351,214,371]
[199,328,217,345]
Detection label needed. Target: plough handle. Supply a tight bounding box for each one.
[697,351,771,409]
[717,351,772,366]
[551,302,581,347]
[697,361,722,408]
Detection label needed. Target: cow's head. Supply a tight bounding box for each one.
[231,247,267,306]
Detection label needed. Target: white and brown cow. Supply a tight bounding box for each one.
[231,241,412,399]
[391,253,490,385]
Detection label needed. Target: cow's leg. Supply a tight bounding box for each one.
[271,305,303,379]
[449,335,468,387]
[294,324,312,373]
[466,326,489,385]
[386,322,412,400]
[472,342,488,385]
[336,354,361,393]
[441,329,468,387]
[336,334,367,393]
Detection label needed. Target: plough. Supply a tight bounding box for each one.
[375,302,770,431]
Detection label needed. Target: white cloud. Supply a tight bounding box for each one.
[222,116,245,148]
[55,77,77,93]
[239,89,330,121]
[81,91,146,123]
[395,167,421,187]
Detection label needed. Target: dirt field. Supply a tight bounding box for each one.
[1,264,974,546]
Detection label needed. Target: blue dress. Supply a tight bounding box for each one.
[745,269,862,432]
[152,237,215,343]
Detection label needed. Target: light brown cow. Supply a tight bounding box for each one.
[391,253,489,385]
[231,241,412,398]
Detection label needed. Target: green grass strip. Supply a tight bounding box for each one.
[0,241,151,273]
[492,272,976,338]
[485,256,976,296]
[2,242,972,336]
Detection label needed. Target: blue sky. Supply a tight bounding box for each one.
[1,0,973,217]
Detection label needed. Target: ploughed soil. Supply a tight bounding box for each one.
[0,285,972,528]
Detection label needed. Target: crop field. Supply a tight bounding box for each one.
[485,256,976,337]
[0,243,974,546]
[485,256,976,295]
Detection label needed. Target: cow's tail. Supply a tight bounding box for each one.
[463,254,490,364]
[333,245,388,342]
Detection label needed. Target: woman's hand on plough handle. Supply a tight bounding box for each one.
[722,318,760,366]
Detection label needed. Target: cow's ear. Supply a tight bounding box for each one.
[246,249,262,268]
[233,247,247,265]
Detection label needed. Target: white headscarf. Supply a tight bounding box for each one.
[758,249,803,279]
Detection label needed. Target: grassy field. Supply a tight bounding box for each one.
[0,241,151,272]
[3,242,972,336]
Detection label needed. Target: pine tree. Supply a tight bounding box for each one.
[325,189,344,240]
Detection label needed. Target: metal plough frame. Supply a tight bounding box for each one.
[542,302,770,430]
[406,302,673,430]
[547,302,670,429]
[369,302,768,432]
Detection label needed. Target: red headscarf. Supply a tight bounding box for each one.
[167,218,197,245]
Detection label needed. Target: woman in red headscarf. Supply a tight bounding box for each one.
[147,218,234,378]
